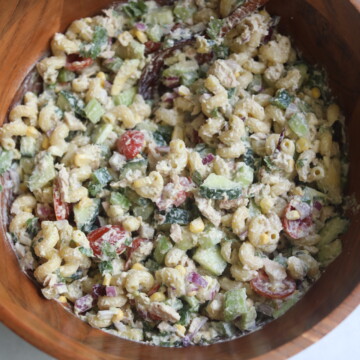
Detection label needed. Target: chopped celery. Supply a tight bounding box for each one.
[113,87,137,106]
[193,246,227,276]
[58,68,75,82]
[224,288,247,322]
[233,163,254,187]
[0,150,13,175]
[102,57,123,73]
[91,123,113,144]
[207,18,223,40]
[110,192,131,210]
[288,113,309,137]
[133,199,154,220]
[270,89,293,110]
[85,99,105,124]
[92,167,112,186]
[163,60,199,79]
[273,292,301,319]
[154,235,173,264]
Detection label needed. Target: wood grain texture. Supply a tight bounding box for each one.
[0,1,359,359]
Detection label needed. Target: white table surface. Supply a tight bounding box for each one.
[1,305,359,359]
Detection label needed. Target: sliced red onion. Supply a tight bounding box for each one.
[163,76,180,88]
[161,92,177,103]
[202,153,215,165]
[92,284,106,299]
[74,294,94,313]
[106,286,117,297]
[36,203,55,220]
[135,22,147,31]
[183,316,208,346]
[313,201,323,211]
[186,272,208,288]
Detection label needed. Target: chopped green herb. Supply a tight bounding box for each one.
[270,89,294,110]
[213,44,229,59]
[26,217,39,237]
[98,260,113,275]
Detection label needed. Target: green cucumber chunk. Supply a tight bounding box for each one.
[58,68,75,83]
[288,113,309,137]
[0,149,13,175]
[28,153,55,191]
[200,174,242,200]
[80,26,108,59]
[270,89,294,110]
[91,123,113,144]
[102,57,123,73]
[154,235,173,264]
[233,162,254,187]
[198,225,224,248]
[113,87,137,106]
[110,192,131,211]
[85,99,105,124]
[224,288,247,322]
[119,159,148,180]
[163,208,191,225]
[73,198,100,233]
[193,246,227,276]
[133,198,154,220]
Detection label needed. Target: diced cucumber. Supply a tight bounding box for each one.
[146,24,163,42]
[243,147,255,167]
[318,238,342,266]
[146,7,174,25]
[247,74,263,94]
[233,162,254,187]
[26,217,39,237]
[92,168,112,186]
[191,170,203,186]
[85,99,105,124]
[288,113,309,137]
[91,123,113,144]
[110,192,131,211]
[198,225,224,248]
[113,87,137,106]
[154,125,173,144]
[182,295,199,311]
[272,292,301,319]
[154,235,173,264]
[318,217,349,247]
[28,153,55,192]
[124,187,141,204]
[58,68,75,83]
[200,174,242,200]
[235,303,257,330]
[20,137,37,157]
[80,26,108,59]
[117,39,145,59]
[119,159,148,180]
[163,208,191,225]
[0,149,13,175]
[176,229,196,251]
[193,246,227,276]
[57,90,84,117]
[133,199,154,220]
[270,89,294,110]
[74,198,100,233]
[102,57,123,73]
[224,288,247,322]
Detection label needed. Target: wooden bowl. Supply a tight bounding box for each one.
[0,1,359,359]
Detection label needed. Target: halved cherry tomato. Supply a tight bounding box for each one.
[250,270,296,299]
[116,130,145,160]
[65,54,94,72]
[87,225,130,258]
[53,178,70,220]
[282,199,313,239]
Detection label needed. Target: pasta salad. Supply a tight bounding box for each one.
[0,0,349,347]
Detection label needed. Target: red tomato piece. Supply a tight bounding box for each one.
[53,178,70,221]
[116,130,145,160]
[250,270,296,299]
[145,41,161,54]
[65,54,94,72]
[282,199,313,239]
[87,225,130,258]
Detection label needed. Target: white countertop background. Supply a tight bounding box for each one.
[1,305,359,359]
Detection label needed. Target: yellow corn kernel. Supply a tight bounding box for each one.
[260,233,269,245]
[96,72,106,87]
[175,265,186,276]
[26,126,39,138]
[112,309,124,323]
[132,263,147,271]
[189,217,205,234]
[133,29,148,43]
[296,137,310,153]
[260,197,273,214]
[58,296,67,303]
[311,87,321,99]
[102,273,112,286]
[286,210,300,220]
[175,324,186,336]
[22,207,33,213]
[150,292,166,302]
[41,136,49,150]
[73,153,92,167]
[122,216,141,232]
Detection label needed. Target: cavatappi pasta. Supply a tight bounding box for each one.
[1,0,349,347]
